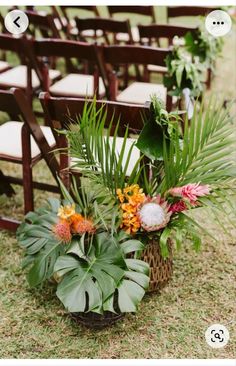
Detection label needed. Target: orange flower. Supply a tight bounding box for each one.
[73,218,96,235]
[116,188,125,203]
[117,184,146,234]
[123,184,145,205]
[70,213,83,233]
[53,220,71,243]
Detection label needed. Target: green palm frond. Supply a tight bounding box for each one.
[65,98,144,194]
[158,98,236,194]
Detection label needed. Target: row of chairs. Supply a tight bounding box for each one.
[0,88,150,231]
[48,6,217,42]
[0,34,174,109]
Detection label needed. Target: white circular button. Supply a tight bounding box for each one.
[205,324,230,348]
[4,10,29,35]
[205,10,232,37]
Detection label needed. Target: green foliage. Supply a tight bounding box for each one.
[158,99,236,192]
[136,96,180,161]
[55,232,149,313]
[185,28,224,70]
[16,198,65,287]
[164,47,204,97]
[65,98,144,195]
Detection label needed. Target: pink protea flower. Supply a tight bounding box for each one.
[169,200,187,213]
[53,220,71,244]
[169,183,210,203]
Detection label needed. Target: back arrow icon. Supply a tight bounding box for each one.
[13,16,21,28]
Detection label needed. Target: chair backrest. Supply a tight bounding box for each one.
[108,6,156,23]
[39,92,150,135]
[0,88,59,179]
[102,44,170,68]
[74,17,133,44]
[60,6,100,21]
[39,92,150,178]
[28,38,108,96]
[0,34,28,64]
[167,6,217,21]
[138,24,197,46]
[24,10,61,38]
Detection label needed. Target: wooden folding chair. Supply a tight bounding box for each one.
[53,6,101,39]
[24,10,61,39]
[0,88,60,231]
[28,38,108,99]
[102,44,172,110]
[74,17,134,45]
[138,24,197,79]
[108,6,156,43]
[0,13,10,73]
[39,92,150,189]
[167,6,217,21]
[0,34,60,102]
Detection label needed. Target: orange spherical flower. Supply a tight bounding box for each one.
[73,218,96,235]
[57,203,76,220]
[70,213,83,233]
[53,220,71,244]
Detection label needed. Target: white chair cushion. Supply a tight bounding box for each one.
[116,26,140,43]
[117,82,167,105]
[71,136,139,176]
[0,65,61,89]
[0,121,56,159]
[147,65,168,73]
[49,73,106,97]
[0,61,10,72]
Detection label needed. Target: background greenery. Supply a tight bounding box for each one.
[0,6,235,359]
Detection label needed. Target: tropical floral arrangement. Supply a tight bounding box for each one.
[17,95,236,324]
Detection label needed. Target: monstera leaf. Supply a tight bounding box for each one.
[17,198,65,287]
[55,233,150,313]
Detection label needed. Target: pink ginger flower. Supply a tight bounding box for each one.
[169,183,210,203]
[169,200,187,213]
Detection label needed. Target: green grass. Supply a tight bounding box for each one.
[0,6,236,359]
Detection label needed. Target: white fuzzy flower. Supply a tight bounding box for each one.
[139,203,165,227]
[138,197,171,232]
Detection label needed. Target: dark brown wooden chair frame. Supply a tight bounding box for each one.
[101,44,172,110]
[0,88,60,231]
[74,17,134,45]
[108,6,156,23]
[26,38,109,99]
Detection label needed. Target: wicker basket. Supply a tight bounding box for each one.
[141,239,173,293]
[71,311,124,330]
[70,293,124,329]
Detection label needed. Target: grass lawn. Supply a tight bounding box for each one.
[0,6,236,359]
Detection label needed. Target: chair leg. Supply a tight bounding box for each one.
[22,124,34,214]
[22,162,34,214]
